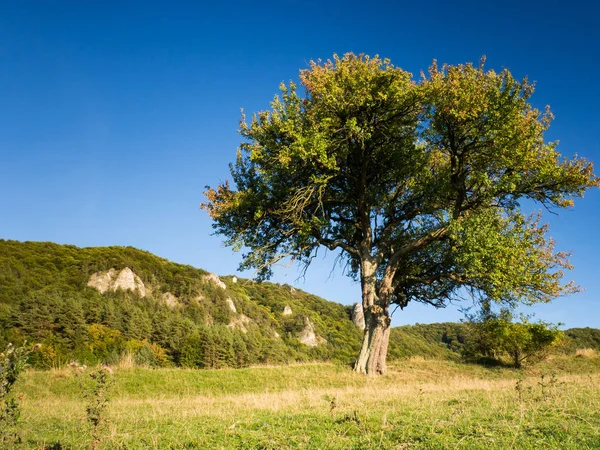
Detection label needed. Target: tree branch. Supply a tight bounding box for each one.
[388,226,449,270]
[319,238,360,256]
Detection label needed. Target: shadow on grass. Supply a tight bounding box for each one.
[466,356,514,368]
[40,443,66,450]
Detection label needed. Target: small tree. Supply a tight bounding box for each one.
[203,53,597,375]
[463,309,562,367]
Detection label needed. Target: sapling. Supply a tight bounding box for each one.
[0,342,37,446]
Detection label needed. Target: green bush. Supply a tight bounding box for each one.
[463,309,562,367]
[0,342,34,446]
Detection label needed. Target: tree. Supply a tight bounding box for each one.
[202,53,598,375]
[463,309,562,368]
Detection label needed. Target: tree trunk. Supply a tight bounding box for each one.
[353,305,391,375]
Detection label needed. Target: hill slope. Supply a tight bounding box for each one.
[1,240,598,368]
[1,240,369,367]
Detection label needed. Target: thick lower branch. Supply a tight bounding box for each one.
[319,238,360,256]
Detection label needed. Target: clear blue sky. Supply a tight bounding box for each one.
[1,1,598,328]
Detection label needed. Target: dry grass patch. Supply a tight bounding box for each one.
[575,348,598,358]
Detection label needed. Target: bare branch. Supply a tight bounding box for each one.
[319,238,359,256]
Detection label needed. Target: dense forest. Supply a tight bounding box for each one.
[0,240,598,369]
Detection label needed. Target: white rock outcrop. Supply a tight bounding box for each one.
[162,292,179,308]
[282,305,293,316]
[351,303,365,330]
[87,267,146,297]
[298,317,325,347]
[204,273,226,290]
[227,314,252,333]
[87,269,117,294]
[226,297,237,313]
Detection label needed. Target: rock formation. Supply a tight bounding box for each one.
[87,267,146,297]
[351,302,365,330]
[227,314,252,333]
[283,305,293,315]
[298,317,325,347]
[204,273,226,290]
[226,297,237,313]
[162,292,179,308]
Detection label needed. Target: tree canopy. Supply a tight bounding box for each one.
[203,53,598,374]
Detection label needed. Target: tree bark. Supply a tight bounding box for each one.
[353,304,391,375]
[352,256,393,376]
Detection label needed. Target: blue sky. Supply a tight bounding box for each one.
[1,1,598,328]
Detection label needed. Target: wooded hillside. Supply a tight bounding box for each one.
[0,240,597,368]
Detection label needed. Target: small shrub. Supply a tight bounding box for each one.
[86,366,114,450]
[0,342,36,446]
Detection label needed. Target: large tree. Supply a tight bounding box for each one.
[202,54,598,375]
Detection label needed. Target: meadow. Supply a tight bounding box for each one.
[13,355,600,449]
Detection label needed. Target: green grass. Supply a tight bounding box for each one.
[12,356,600,449]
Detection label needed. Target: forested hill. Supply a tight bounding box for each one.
[0,239,364,368]
[0,240,598,369]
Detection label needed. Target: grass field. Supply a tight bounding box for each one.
[11,356,600,449]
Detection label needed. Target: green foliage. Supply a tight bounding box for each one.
[561,327,600,352]
[463,309,562,367]
[0,240,364,368]
[0,342,32,446]
[86,366,114,450]
[388,322,466,360]
[202,53,597,373]
[203,52,597,307]
[1,239,597,372]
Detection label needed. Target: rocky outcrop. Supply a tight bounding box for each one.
[226,297,237,313]
[87,268,146,297]
[87,270,115,294]
[351,303,365,330]
[204,273,226,290]
[298,317,325,347]
[228,314,252,333]
[162,292,179,308]
[283,305,293,316]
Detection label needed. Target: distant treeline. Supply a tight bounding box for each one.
[0,240,598,369]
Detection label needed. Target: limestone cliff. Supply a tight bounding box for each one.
[87,267,146,297]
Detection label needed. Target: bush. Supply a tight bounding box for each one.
[0,342,35,446]
[463,309,562,368]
